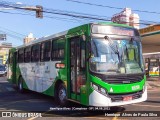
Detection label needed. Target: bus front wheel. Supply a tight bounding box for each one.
[56,84,68,106]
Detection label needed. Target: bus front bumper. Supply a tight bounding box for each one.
[89,87,147,107]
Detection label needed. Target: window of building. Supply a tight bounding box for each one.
[24,47,31,63]
[31,44,40,62]
[40,41,51,61]
[52,39,65,60]
[18,49,24,63]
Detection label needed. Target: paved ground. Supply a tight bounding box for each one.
[0,76,160,120]
[146,77,160,89]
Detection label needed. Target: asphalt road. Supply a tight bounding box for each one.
[0,77,160,120]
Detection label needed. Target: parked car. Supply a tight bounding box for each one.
[0,65,7,77]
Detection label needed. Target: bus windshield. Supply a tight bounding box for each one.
[89,36,144,74]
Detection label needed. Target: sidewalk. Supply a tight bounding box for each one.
[146,77,160,90]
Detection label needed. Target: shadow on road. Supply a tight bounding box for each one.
[146,100,160,104]
[0,79,126,117]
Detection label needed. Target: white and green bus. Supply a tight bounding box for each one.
[8,22,147,106]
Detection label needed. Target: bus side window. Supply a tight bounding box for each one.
[18,49,24,63]
[40,42,45,61]
[52,39,65,61]
[41,41,51,61]
[24,47,31,63]
[81,40,85,69]
[31,44,40,62]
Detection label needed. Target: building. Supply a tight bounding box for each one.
[0,33,35,65]
[139,24,160,77]
[24,33,36,44]
[139,24,160,53]
[111,8,140,29]
[0,42,12,64]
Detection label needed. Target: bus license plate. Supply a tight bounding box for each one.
[123,96,132,101]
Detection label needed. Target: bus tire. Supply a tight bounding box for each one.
[18,77,24,93]
[56,83,68,106]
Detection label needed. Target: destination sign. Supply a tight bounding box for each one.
[92,25,139,36]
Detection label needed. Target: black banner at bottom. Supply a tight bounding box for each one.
[0,111,160,118]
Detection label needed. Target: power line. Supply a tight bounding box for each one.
[44,8,111,19]
[0,0,159,44]
[0,30,23,41]
[0,2,111,21]
[39,5,160,24]
[0,10,88,23]
[43,10,111,21]
[18,8,160,25]
[0,0,110,19]
[64,0,160,25]
[0,10,154,26]
[23,10,92,23]
[0,1,160,26]
[0,1,110,21]
[66,0,160,15]
[0,25,26,37]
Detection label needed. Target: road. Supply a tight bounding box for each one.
[0,77,160,120]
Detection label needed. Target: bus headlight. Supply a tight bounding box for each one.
[91,82,107,96]
[92,83,98,91]
[100,88,106,95]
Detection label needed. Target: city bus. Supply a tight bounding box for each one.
[8,22,147,106]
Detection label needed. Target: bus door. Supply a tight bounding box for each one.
[69,36,86,102]
[149,58,159,77]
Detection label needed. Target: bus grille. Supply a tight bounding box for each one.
[108,90,143,102]
[105,74,144,84]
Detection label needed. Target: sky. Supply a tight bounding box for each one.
[0,0,160,46]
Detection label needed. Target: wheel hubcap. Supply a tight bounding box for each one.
[59,88,66,102]
[19,81,22,90]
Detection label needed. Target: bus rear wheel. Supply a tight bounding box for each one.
[56,84,68,106]
[18,77,24,93]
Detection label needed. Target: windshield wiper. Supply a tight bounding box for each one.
[104,36,121,62]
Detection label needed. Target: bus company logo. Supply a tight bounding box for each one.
[2,112,11,117]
